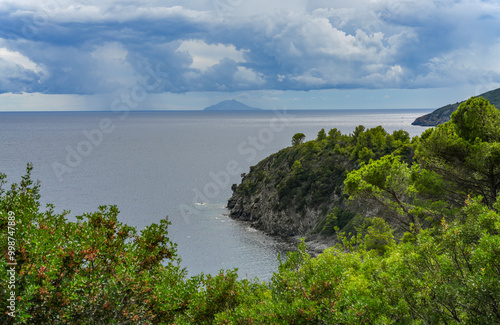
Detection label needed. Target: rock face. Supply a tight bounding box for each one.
[227,184,334,238]
[227,163,323,237]
[226,145,348,240]
[412,87,500,126]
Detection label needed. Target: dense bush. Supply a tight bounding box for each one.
[214,198,500,324]
[0,165,194,324]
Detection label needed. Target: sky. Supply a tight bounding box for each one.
[0,0,500,111]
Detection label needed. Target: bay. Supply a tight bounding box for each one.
[0,109,432,280]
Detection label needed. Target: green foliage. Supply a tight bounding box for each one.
[383,196,500,324]
[321,211,338,235]
[176,270,241,324]
[233,124,414,239]
[291,160,304,177]
[291,133,306,146]
[327,127,343,145]
[417,96,500,207]
[0,165,193,324]
[351,126,412,164]
[316,128,327,141]
[345,155,416,231]
[363,217,395,256]
[451,97,500,142]
[219,197,500,324]
[319,207,356,236]
[345,155,456,233]
[3,158,500,325]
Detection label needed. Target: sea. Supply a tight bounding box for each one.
[0,109,432,280]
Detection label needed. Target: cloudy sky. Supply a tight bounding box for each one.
[0,0,499,111]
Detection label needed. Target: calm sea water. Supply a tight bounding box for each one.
[0,109,432,280]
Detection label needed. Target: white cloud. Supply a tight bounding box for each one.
[413,41,500,88]
[234,66,264,85]
[176,40,247,71]
[3,1,213,23]
[362,65,405,88]
[0,45,47,93]
[0,47,45,74]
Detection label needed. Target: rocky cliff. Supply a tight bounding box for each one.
[227,127,414,245]
[227,148,345,238]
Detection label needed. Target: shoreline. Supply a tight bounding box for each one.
[229,215,336,258]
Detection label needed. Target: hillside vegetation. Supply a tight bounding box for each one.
[228,124,414,241]
[1,97,500,324]
[412,88,500,126]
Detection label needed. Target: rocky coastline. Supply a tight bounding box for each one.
[227,175,340,255]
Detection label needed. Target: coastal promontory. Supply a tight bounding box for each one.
[412,87,500,126]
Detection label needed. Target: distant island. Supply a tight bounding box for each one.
[203,99,262,111]
[412,87,500,126]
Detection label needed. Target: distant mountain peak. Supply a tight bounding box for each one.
[203,99,262,111]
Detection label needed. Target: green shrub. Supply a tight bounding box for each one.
[0,165,193,324]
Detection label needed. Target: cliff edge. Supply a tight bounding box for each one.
[227,126,414,247]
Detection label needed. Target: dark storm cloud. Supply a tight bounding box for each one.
[0,0,499,95]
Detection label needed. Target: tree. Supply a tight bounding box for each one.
[328,128,342,145]
[417,97,500,207]
[291,160,304,177]
[316,128,327,141]
[350,126,412,164]
[386,196,500,324]
[345,155,417,232]
[344,155,452,233]
[363,217,395,255]
[0,165,194,324]
[291,133,306,146]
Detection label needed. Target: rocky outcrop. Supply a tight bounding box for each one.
[228,186,336,238]
[227,126,413,247]
[227,169,341,254]
[226,144,349,242]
